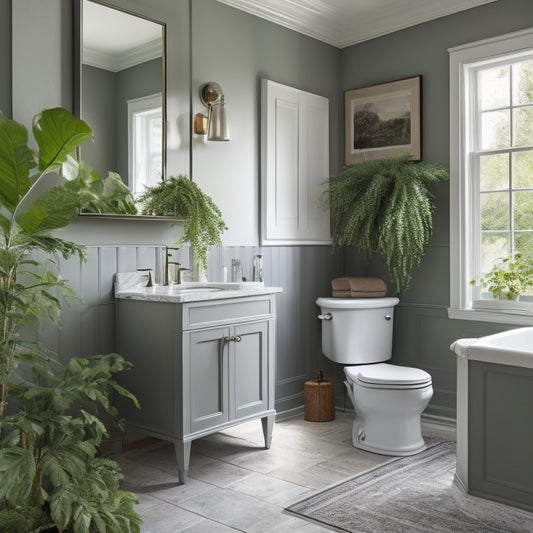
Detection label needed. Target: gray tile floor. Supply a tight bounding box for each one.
[117,411,456,533]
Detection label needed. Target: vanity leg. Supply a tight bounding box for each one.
[174,440,191,484]
[261,415,274,449]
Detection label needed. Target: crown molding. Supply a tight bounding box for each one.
[83,38,162,72]
[216,0,498,48]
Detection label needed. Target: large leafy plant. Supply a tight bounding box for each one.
[0,108,140,532]
[326,155,449,294]
[138,175,226,276]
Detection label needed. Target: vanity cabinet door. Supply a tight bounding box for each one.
[231,321,269,420]
[186,326,230,433]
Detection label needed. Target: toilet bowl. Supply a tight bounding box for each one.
[316,296,433,456]
[344,363,433,455]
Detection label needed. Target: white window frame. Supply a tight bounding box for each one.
[127,93,163,196]
[449,28,533,325]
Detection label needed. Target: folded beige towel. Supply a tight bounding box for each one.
[331,277,387,298]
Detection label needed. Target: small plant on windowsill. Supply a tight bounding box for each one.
[470,253,533,301]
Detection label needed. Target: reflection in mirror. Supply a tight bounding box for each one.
[77,0,166,196]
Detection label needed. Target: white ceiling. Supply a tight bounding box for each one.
[216,0,499,48]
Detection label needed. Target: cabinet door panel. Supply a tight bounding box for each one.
[232,321,268,419]
[261,79,330,245]
[188,327,229,433]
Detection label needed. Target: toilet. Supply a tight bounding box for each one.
[316,296,433,456]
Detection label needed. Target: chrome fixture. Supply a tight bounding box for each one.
[193,82,230,141]
[165,246,180,285]
[137,268,153,287]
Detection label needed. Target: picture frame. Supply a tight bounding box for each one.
[344,75,421,165]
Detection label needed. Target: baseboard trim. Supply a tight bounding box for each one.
[451,476,533,526]
[275,405,304,422]
[422,412,456,427]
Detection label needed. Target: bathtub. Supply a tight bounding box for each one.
[451,327,533,514]
[452,326,533,369]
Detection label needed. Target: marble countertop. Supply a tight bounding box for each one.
[114,272,282,303]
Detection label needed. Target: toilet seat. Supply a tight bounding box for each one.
[345,363,432,390]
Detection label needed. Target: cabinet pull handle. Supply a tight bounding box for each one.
[223,335,242,343]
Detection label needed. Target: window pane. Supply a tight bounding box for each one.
[480,153,509,190]
[512,59,533,105]
[513,107,533,147]
[481,192,509,230]
[514,191,533,230]
[515,232,533,261]
[481,232,510,272]
[481,110,510,149]
[513,151,533,188]
[479,65,510,110]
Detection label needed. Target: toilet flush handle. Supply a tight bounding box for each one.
[318,312,333,321]
[385,315,392,321]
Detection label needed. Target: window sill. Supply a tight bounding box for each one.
[448,301,533,326]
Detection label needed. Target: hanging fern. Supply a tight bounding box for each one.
[326,155,448,294]
[138,176,227,275]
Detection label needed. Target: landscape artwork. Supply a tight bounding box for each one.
[345,76,421,164]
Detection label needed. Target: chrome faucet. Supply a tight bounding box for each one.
[165,247,180,285]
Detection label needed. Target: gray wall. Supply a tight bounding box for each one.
[341,0,533,419]
[0,0,11,117]
[82,65,116,177]
[191,0,342,246]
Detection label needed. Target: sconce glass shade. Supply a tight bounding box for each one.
[207,98,230,141]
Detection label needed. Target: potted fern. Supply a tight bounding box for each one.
[0,108,140,532]
[325,155,448,294]
[138,176,226,279]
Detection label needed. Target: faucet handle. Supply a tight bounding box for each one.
[137,268,153,287]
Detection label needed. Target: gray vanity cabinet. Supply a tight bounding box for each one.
[116,294,276,483]
[186,320,269,433]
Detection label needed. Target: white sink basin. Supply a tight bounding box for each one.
[114,274,277,303]
[167,282,244,292]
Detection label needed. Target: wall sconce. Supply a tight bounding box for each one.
[193,82,230,141]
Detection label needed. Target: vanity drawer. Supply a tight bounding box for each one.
[183,296,274,330]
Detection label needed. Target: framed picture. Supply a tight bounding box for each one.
[345,75,421,165]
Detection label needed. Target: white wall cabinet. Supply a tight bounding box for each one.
[261,79,330,245]
[116,295,276,483]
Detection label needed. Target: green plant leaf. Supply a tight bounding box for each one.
[15,180,81,234]
[0,117,35,211]
[138,175,226,274]
[32,108,92,173]
[0,447,36,505]
[327,155,449,294]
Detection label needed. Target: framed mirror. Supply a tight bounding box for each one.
[75,0,167,197]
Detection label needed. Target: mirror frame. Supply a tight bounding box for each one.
[74,0,167,189]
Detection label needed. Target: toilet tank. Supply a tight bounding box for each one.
[316,297,399,365]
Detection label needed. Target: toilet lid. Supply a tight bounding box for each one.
[345,363,431,387]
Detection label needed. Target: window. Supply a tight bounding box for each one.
[449,29,533,324]
[127,93,163,196]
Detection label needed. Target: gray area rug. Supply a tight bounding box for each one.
[286,440,533,532]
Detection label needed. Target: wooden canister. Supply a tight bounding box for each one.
[304,376,335,422]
